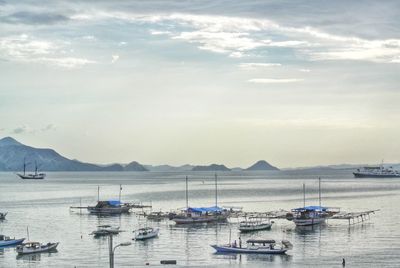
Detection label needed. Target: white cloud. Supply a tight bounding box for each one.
[0,34,96,68]
[76,12,400,63]
[111,54,119,63]
[248,78,303,84]
[239,62,282,69]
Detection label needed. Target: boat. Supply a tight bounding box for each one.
[239,218,273,233]
[211,239,292,254]
[133,227,159,240]
[17,159,46,180]
[0,235,25,247]
[286,179,339,227]
[16,241,59,255]
[171,175,230,224]
[0,212,7,220]
[353,164,400,178]
[87,200,132,215]
[90,225,121,237]
[85,186,132,215]
[145,211,169,221]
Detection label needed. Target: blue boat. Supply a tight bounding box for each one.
[0,235,25,247]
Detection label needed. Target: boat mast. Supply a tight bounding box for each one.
[118,185,122,203]
[35,161,38,176]
[23,158,26,175]
[185,176,188,211]
[215,173,218,207]
[97,186,100,202]
[303,183,306,208]
[318,177,321,207]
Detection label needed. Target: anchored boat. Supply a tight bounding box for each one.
[16,242,59,255]
[133,227,159,240]
[171,174,230,224]
[353,165,400,178]
[17,159,46,180]
[90,225,121,237]
[0,235,25,247]
[211,239,292,254]
[239,218,273,233]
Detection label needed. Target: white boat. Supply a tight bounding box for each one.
[353,164,400,178]
[133,227,159,240]
[0,235,25,247]
[90,225,121,237]
[16,242,59,255]
[239,219,273,232]
[211,239,292,254]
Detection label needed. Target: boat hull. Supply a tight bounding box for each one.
[353,172,400,178]
[211,245,287,254]
[87,207,131,215]
[0,238,25,247]
[293,217,325,226]
[239,223,272,233]
[17,174,45,180]
[172,214,228,224]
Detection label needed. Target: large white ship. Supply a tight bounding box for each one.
[353,165,400,178]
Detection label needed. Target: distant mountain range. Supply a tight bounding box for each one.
[0,137,283,172]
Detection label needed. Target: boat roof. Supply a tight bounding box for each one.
[292,206,328,212]
[246,239,276,244]
[107,200,122,207]
[187,206,224,213]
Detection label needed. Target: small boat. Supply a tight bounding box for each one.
[133,227,159,240]
[16,242,59,255]
[145,211,169,221]
[0,235,25,247]
[211,239,292,254]
[17,160,46,180]
[239,218,273,233]
[0,212,7,220]
[90,225,121,237]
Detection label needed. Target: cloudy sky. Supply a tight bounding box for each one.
[1,0,400,168]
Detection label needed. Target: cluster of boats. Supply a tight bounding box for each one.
[0,234,59,255]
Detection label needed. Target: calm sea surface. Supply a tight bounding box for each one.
[0,170,399,267]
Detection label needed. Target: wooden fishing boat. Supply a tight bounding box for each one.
[16,242,59,255]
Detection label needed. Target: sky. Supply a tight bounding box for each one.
[1,0,400,168]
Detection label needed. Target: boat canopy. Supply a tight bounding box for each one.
[107,200,122,207]
[246,239,276,244]
[292,206,328,212]
[187,206,224,213]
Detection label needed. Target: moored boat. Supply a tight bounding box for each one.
[211,239,292,254]
[0,235,25,247]
[0,212,7,220]
[87,200,132,215]
[133,227,159,240]
[16,242,59,255]
[172,206,229,224]
[17,160,46,180]
[239,218,273,233]
[90,225,121,237]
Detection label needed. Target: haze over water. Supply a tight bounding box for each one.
[0,170,398,267]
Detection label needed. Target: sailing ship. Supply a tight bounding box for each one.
[171,174,230,224]
[17,159,46,180]
[286,178,339,226]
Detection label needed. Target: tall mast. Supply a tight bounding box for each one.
[318,177,321,207]
[303,183,306,208]
[215,173,218,207]
[23,158,26,175]
[35,161,38,175]
[118,184,122,203]
[97,185,100,202]
[185,176,189,211]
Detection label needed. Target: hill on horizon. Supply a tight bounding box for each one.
[246,160,279,171]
